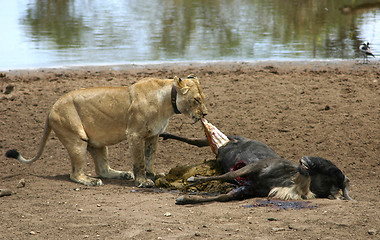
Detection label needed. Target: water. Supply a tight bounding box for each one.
[1,0,380,70]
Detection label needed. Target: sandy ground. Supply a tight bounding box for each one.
[0,61,379,239]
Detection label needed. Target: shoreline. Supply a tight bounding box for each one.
[2,59,378,74]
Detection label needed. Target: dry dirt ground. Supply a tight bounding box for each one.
[0,61,379,240]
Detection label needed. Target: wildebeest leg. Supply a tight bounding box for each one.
[176,186,249,205]
[187,161,262,185]
[328,177,353,200]
[159,133,210,147]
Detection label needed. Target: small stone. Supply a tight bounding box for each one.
[194,231,201,236]
[272,227,285,232]
[0,189,12,197]
[267,217,277,221]
[4,85,14,94]
[288,225,296,230]
[368,229,377,235]
[29,231,37,235]
[17,178,26,188]
[164,212,171,217]
[78,208,83,212]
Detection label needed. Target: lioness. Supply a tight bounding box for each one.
[6,74,207,187]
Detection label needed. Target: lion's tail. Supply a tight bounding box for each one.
[5,116,52,163]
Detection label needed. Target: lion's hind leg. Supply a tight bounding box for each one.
[88,146,133,180]
[55,132,103,186]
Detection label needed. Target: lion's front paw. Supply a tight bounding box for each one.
[90,179,104,186]
[136,179,155,188]
[70,175,103,186]
[120,171,134,180]
[146,172,166,181]
[156,172,166,178]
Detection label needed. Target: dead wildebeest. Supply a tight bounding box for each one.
[159,132,353,204]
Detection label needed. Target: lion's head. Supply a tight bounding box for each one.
[174,74,207,123]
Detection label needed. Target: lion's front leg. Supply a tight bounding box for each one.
[145,135,159,181]
[130,134,155,188]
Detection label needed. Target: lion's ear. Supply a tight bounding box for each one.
[174,76,190,94]
[187,74,197,79]
[187,74,200,85]
[174,76,183,87]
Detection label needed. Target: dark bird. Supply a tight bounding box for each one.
[359,41,375,63]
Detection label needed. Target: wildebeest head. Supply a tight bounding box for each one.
[300,156,353,200]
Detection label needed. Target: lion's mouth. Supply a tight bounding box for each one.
[191,115,202,123]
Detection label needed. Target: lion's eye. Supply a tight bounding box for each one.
[194,98,201,104]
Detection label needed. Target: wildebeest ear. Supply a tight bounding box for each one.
[174,76,189,94]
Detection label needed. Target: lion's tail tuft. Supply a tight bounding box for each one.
[5,149,20,159]
[6,116,52,164]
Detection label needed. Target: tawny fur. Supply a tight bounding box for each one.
[6,75,207,188]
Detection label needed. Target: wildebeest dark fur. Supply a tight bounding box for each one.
[159,133,353,204]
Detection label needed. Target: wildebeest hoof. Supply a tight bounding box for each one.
[175,195,199,205]
[176,195,194,205]
[137,179,154,188]
[187,176,195,182]
[176,196,186,204]
[186,175,208,186]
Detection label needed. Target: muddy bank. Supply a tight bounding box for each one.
[0,61,379,239]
